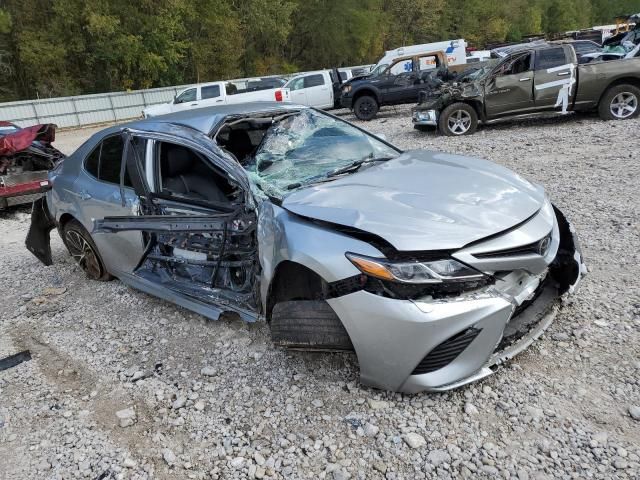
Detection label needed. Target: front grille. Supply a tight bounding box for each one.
[473,234,552,259]
[412,328,481,375]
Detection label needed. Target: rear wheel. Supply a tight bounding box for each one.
[270,300,354,351]
[353,95,379,121]
[438,102,478,136]
[62,219,112,281]
[598,84,640,120]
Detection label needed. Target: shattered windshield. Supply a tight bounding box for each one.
[244,109,400,199]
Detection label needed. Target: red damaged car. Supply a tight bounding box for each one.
[0,121,65,209]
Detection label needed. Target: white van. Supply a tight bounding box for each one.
[370,39,468,76]
[143,80,290,117]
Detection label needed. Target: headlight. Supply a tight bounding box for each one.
[345,253,485,284]
[342,85,352,94]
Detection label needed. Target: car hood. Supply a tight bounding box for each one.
[282,150,545,251]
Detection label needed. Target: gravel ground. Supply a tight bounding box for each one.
[1,107,639,479]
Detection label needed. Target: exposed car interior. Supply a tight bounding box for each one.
[156,141,238,205]
[216,117,274,165]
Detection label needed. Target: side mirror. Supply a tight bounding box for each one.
[173,96,179,104]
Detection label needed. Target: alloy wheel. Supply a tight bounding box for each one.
[610,92,638,119]
[65,230,103,279]
[358,99,374,116]
[447,110,472,135]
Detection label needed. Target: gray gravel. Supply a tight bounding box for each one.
[1,107,639,479]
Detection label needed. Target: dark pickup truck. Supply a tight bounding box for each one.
[340,51,468,120]
[412,44,640,135]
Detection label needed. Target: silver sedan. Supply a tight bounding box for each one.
[26,103,586,393]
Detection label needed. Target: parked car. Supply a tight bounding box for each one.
[26,103,585,393]
[0,121,65,209]
[142,81,290,117]
[340,50,473,120]
[413,44,640,135]
[284,70,335,109]
[284,69,351,109]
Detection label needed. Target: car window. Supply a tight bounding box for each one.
[99,136,125,184]
[84,135,140,187]
[84,144,101,178]
[573,42,599,55]
[339,72,347,81]
[288,77,304,91]
[304,74,325,88]
[536,47,567,70]
[496,53,532,76]
[370,64,388,76]
[175,88,196,104]
[156,141,234,204]
[389,59,412,75]
[201,85,220,99]
[418,55,438,71]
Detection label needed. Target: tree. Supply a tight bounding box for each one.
[1,0,640,101]
[287,0,383,69]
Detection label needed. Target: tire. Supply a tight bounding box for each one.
[62,219,112,281]
[270,300,354,351]
[438,102,478,136]
[353,95,379,121]
[598,84,640,121]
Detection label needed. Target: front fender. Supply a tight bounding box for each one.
[353,87,382,104]
[257,202,383,310]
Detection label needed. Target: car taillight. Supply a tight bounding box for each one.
[275,90,283,102]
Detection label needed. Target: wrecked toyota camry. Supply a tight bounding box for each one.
[26,103,586,393]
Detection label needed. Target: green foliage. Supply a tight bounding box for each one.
[0,0,639,101]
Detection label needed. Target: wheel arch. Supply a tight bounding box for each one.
[598,77,640,105]
[352,87,381,105]
[265,260,330,322]
[58,212,76,229]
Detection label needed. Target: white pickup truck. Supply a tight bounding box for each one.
[143,79,290,117]
[284,69,352,109]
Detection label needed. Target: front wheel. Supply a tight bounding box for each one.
[598,84,640,121]
[353,95,379,121]
[62,220,112,281]
[438,102,478,136]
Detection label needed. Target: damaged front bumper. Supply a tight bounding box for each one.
[327,208,586,393]
[412,109,438,126]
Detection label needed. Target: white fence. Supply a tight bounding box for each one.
[0,65,373,129]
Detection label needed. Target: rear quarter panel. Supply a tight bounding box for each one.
[575,58,640,109]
